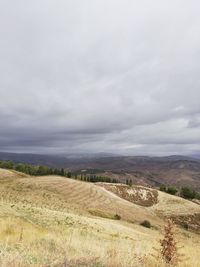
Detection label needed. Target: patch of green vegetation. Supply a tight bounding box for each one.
[88,209,121,220]
[181,187,200,200]
[79,174,118,183]
[159,185,178,195]
[160,184,200,199]
[113,214,121,220]
[140,220,151,228]
[166,186,178,195]
[0,160,71,178]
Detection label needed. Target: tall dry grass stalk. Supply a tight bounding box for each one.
[159,218,186,266]
[160,219,178,265]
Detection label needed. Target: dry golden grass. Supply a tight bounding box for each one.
[0,215,199,267]
[151,190,200,216]
[17,175,163,226]
[0,168,28,180]
[0,168,199,267]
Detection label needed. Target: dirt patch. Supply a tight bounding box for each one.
[96,183,158,207]
[170,213,200,233]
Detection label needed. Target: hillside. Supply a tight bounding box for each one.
[97,182,200,232]
[0,168,200,266]
[1,152,200,190]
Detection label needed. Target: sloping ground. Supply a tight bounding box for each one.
[1,169,199,229]
[18,176,161,226]
[150,191,200,216]
[0,168,28,179]
[1,152,200,190]
[0,168,200,266]
[96,183,158,207]
[0,169,162,266]
[96,182,200,232]
[149,191,200,232]
[0,202,161,267]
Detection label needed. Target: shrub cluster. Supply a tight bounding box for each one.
[114,214,121,220]
[180,187,200,200]
[160,185,178,195]
[140,220,151,228]
[126,179,133,186]
[160,184,200,200]
[0,160,118,184]
[79,174,118,183]
[0,160,71,178]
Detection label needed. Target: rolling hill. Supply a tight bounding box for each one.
[0,168,200,266]
[1,152,200,190]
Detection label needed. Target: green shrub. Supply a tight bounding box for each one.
[140,220,151,228]
[160,184,167,192]
[159,185,177,195]
[182,222,189,230]
[195,192,200,200]
[181,187,196,199]
[166,186,178,195]
[88,209,121,220]
[114,214,121,220]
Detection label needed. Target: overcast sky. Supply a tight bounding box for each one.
[0,0,200,155]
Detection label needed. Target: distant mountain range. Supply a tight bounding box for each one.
[0,151,200,190]
[190,153,200,160]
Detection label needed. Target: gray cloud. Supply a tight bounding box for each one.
[0,0,200,155]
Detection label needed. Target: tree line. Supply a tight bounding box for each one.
[78,173,119,183]
[0,160,72,177]
[0,160,119,183]
[2,159,199,200]
[160,184,200,200]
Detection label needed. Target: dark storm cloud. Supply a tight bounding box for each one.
[0,0,200,155]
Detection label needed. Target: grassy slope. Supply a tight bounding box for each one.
[151,190,200,216]
[0,168,200,267]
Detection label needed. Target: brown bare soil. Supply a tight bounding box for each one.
[96,183,158,207]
